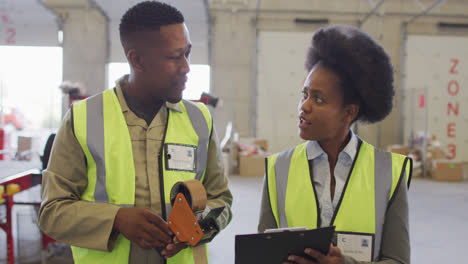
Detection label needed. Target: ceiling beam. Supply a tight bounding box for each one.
[39,0,92,9]
[359,0,385,27]
[407,0,447,24]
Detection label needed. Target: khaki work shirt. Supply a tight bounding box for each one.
[39,81,233,264]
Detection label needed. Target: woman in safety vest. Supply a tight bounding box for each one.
[258,25,412,264]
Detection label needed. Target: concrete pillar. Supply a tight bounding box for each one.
[41,0,108,116]
[210,8,256,138]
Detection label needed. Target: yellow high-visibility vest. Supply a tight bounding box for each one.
[267,140,411,261]
[71,88,212,264]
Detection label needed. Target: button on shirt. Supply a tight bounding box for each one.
[305,131,358,227]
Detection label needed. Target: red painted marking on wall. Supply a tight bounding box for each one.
[449,58,459,74]
[447,80,460,96]
[419,94,425,108]
[446,58,460,160]
[6,28,15,44]
[1,14,12,24]
[447,102,459,116]
[447,144,456,160]
[447,123,456,138]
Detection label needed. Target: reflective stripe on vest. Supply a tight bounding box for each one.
[72,89,212,264]
[266,140,411,261]
[73,91,135,206]
[162,100,212,264]
[162,101,212,218]
[186,101,211,181]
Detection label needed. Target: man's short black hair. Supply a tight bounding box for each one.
[305,25,395,124]
[119,1,184,46]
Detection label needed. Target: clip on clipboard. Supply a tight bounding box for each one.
[235,226,335,264]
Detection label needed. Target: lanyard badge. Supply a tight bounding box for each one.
[165,144,197,172]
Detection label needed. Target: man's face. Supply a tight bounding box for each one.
[298,65,352,142]
[138,23,191,103]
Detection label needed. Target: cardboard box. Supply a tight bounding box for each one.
[253,139,268,151]
[411,160,423,178]
[412,166,423,178]
[463,162,468,180]
[230,144,240,175]
[432,160,464,181]
[17,136,32,153]
[427,145,445,160]
[222,152,230,178]
[424,157,433,178]
[239,154,265,177]
[387,145,409,156]
[239,137,269,152]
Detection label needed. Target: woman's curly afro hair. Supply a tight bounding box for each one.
[305,25,395,124]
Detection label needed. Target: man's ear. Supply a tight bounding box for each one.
[345,104,359,124]
[127,49,144,72]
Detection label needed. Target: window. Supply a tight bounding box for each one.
[0,45,62,157]
[0,46,62,129]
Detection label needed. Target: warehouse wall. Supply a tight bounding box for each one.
[0,0,58,46]
[40,0,109,116]
[209,0,468,152]
[59,8,108,96]
[4,0,468,152]
[1,0,210,107]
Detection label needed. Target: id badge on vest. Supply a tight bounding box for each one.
[165,144,197,172]
[335,231,374,262]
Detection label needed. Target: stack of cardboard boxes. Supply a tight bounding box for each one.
[223,138,268,177]
[387,136,467,181]
[238,138,268,177]
[222,132,467,180]
[17,136,33,160]
[432,161,465,181]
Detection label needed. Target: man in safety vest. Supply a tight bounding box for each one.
[39,2,232,264]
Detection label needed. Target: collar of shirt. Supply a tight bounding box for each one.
[116,75,183,114]
[305,130,358,166]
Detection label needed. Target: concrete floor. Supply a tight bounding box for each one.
[406,178,468,263]
[208,176,468,264]
[208,176,263,264]
[1,174,467,264]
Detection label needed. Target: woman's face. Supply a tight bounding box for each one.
[298,64,356,142]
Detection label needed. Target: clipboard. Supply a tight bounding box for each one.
[235,226,335,264]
